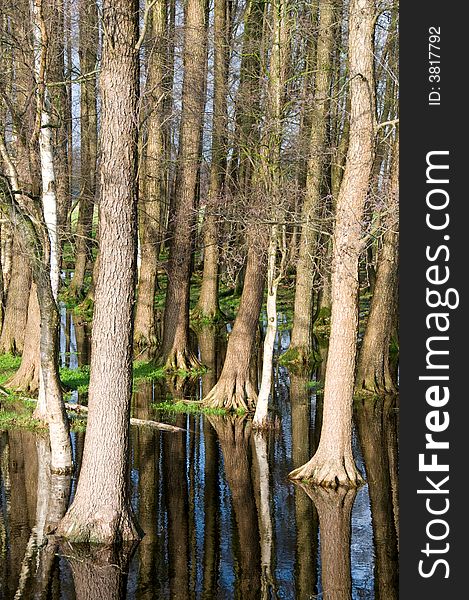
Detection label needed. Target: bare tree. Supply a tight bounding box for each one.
[159,0,208,371]
[57,0,141,543]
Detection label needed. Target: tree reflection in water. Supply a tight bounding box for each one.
[0,353,398,599]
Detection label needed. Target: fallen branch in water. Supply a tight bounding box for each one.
[65,402,186,433]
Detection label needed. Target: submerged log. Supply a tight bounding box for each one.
[63,403,186,432]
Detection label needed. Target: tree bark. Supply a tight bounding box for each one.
[203,242,265,410]
[286,0,338,367]
[69,0,98,298]
[4,284,40,393]
[0,238,31,354]
[355,138,398,394]
[134,0,168,353]
[57,0,141,544]
[47,0,70,255]
[159,0,207,371]
[290,0,375,487]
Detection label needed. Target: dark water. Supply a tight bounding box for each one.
[0,311,399,599]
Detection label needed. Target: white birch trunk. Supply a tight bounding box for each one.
[253,227,279,426]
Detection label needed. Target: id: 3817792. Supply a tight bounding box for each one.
[428,26,441,106]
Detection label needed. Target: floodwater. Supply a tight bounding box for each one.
[0,310,399,599]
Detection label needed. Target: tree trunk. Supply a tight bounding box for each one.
[159,0,207,371]
[0,237,31,354]
[69,0,98,298]
[57,0,141,544]
[253,230,278,426]
[4,284,40,394]
[203,243,265,411]
[355,139,399,394]
[47,0,70,255]
[193,0,229,322]
[290,0,375,487]
[134,0,168,353]
[286,0,338,367]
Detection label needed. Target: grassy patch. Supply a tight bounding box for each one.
[0,354,22,386]
[0,394,44,431]
[152,400,246,417]
[60,365,91,395]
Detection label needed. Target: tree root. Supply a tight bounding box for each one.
[202,375,257,412]
[5,362,40,395]
[289,452,365,489]
[133,329,158,359]
[161,348,202,374]
[56,504,142,545]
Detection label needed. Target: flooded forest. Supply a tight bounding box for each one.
[0,0,399,598]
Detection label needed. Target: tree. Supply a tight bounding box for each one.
[57,0,141,543]
[134,0,169,354]
[202,0,267,411]
[253,0,289,426]
[193,0,230,322]
[290,0,376,486]
[285,0,339,367]
[356,137,398,395]
[69,0,98,298]
[159,0,207,370]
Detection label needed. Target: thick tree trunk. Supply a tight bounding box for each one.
[134,0,168,353]
[356,139,399,394]
[287,0,338,366]
[0,238,31,354]
[159,0,207,371]
[290,0,375,487]
[203,243,265,411]
[57,0,141,544]
[193,0,229,322]
[69,0,98,298]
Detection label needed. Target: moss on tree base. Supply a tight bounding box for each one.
[190,304,225,326]
[279,345,321,371]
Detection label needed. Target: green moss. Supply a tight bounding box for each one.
[279,346,320,370]
[0,395,44,431]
